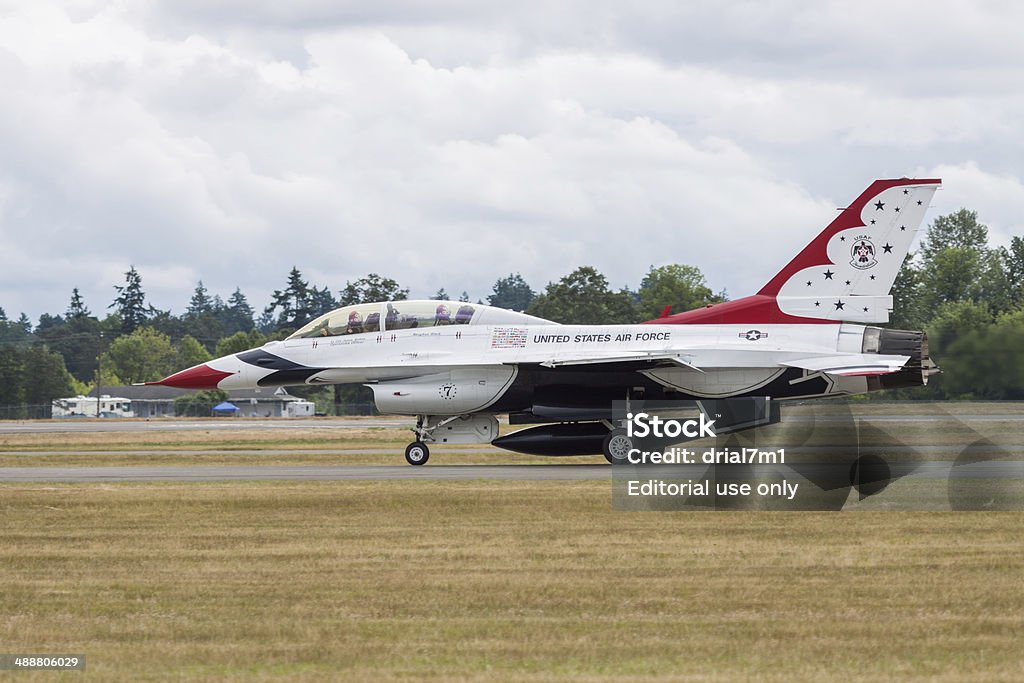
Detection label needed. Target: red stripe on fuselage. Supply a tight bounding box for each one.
[645,294,835,325]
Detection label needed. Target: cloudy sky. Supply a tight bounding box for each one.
[2,1,1023,323]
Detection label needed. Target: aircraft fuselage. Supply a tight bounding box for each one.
[184,320,926,421]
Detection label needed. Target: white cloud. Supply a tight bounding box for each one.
[1,1,1023,322]
[928,162,1024,249]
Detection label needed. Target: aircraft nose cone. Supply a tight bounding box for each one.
[149,364,233,389]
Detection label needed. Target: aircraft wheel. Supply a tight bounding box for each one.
[405,441,430,466]
[603,428,633,464]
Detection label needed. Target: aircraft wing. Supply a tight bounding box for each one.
[780,353,910,377]
[536,352,909,377]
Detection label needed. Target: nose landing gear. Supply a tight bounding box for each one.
[404,441,430,466]
[403,414,456,466]
[402,414,501,465]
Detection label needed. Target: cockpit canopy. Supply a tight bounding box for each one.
[287,300,556,339]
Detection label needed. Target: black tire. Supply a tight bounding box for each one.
[405,441,430,466]
[602,428,633,465]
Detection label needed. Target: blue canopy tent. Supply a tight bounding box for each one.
[211,401,240,417]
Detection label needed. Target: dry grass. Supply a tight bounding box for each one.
[1,481,1023,681]
[1,404,1022,679]
[0,424,410,450]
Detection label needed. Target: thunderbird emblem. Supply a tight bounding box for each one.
[850,236,878,270]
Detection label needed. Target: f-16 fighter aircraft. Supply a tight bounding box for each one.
[152,178,941,465]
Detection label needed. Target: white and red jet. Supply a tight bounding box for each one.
[153,178,940,464]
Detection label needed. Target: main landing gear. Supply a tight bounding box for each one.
[602,389,642,465]
[602,428,633,465]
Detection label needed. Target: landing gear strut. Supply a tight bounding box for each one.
[403,414,501,465]
[602,389,641,464]
[404,414,460,466]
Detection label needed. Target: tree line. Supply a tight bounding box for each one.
[1,207,1022,415]
[888,210,1024,400]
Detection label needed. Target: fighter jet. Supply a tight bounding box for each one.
[152,178,941,465]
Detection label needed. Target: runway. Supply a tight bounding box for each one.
[1,444,1020,459]
[2,410,1022,486]
[3,411,1024,434]
[2,461,1022,483]
[0,464,612,482]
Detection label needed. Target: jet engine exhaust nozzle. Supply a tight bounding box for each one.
[863,328,937,390]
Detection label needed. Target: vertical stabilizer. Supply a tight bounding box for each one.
[652,178,940,325]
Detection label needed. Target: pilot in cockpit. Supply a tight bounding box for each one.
[434,303,452,325]
[346,311,364,334]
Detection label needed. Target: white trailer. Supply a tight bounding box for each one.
[52,395,135,418]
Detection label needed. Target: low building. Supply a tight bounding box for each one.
[51,386,315,418]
